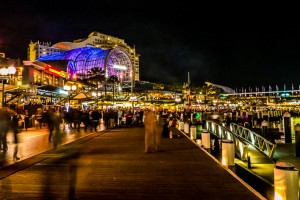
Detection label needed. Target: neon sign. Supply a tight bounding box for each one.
[45,65,69,78]
[57,43,71,50]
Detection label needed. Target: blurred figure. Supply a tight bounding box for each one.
[0,108,12,152]
[144,108,161,153]
[11,113,21,160]
[52,110,63,149]
[91,109,101,132]
[43,109,55,142]
[82,109,91,132]
[24,110,30,131]
[36,107,43,129]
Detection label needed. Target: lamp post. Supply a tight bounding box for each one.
[0,66,16,107]
[64,84,77,110]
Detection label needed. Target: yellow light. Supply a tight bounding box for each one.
[49,68,61,75]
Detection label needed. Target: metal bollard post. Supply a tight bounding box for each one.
[274,162,299,200]
[247,153,251,169]
[201,129,210,149]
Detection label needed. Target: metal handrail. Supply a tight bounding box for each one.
[205,120,248,161]
[229,123,276,158]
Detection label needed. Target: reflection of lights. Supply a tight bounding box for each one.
[71,85,77,90]
[64,85,71,90]
[129,96,137,101]
[64,85,77,91]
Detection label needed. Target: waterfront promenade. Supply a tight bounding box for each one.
[0,125,265,199]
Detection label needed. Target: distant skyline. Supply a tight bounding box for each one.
[1,1,300,89]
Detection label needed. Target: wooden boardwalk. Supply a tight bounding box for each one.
[0,125,266,199]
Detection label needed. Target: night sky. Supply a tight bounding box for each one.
[0,1,300,91]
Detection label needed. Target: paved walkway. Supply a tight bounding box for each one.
[0,125,265,199]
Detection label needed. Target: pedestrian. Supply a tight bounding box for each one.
[52,110,63,149]
[43,109,55,142]
[0,108,12,152]
[91,109,101,132]
[24,110,30,131]
[144,107,161,153]
[11,113,21,160]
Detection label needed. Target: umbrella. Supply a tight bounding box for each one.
[72,92,91,100]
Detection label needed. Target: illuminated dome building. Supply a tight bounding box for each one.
[28,31,140,82]
[37,46,133,85]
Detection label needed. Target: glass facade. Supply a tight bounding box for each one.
[37,47,133,83]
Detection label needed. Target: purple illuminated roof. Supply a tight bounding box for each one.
[37,47,133,82]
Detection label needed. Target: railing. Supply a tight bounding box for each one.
[230,123,276,159]
[205,120,249,161]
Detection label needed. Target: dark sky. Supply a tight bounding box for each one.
[0,1,300,90]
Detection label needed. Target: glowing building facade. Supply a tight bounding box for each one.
[37,47,133,84]
[28,31,140,82]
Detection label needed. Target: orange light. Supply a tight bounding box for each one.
[49,68,61,75]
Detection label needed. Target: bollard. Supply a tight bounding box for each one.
[190,125,196,140]
[179,121,184,131]
[201,129,210,149]
[261,120,268,138]
[190,113,194,124]
[184,122,189,134]
[169,131,173,139]
[247,153,251,169]
[221,139,235,166]
[295,123,300,157]
[274,162,299,200]
[283,112,292,143]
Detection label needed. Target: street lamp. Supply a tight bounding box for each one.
[64,84,77,110]
[0,66,16,107]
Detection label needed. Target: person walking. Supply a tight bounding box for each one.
[11,113,21,160]
[91,109,101,132]
[52,110,63,149]
[144,107,161,153]
[24,110,30,131]
[0,108,12,152]
[43,109,55,142]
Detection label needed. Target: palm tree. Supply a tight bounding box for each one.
[86,67,106,105]
[107,75,119,104]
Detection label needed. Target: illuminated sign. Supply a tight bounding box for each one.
[45,65,69,78]
[57,43,71,50]
[113,64,127,70]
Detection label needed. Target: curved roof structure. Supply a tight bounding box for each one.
[37,47,133,82]
[205,82,235,94]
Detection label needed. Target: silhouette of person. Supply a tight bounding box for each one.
[11,113,21,160]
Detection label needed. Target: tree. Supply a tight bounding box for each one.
[86,67,106,104]
[107,75,119,104]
